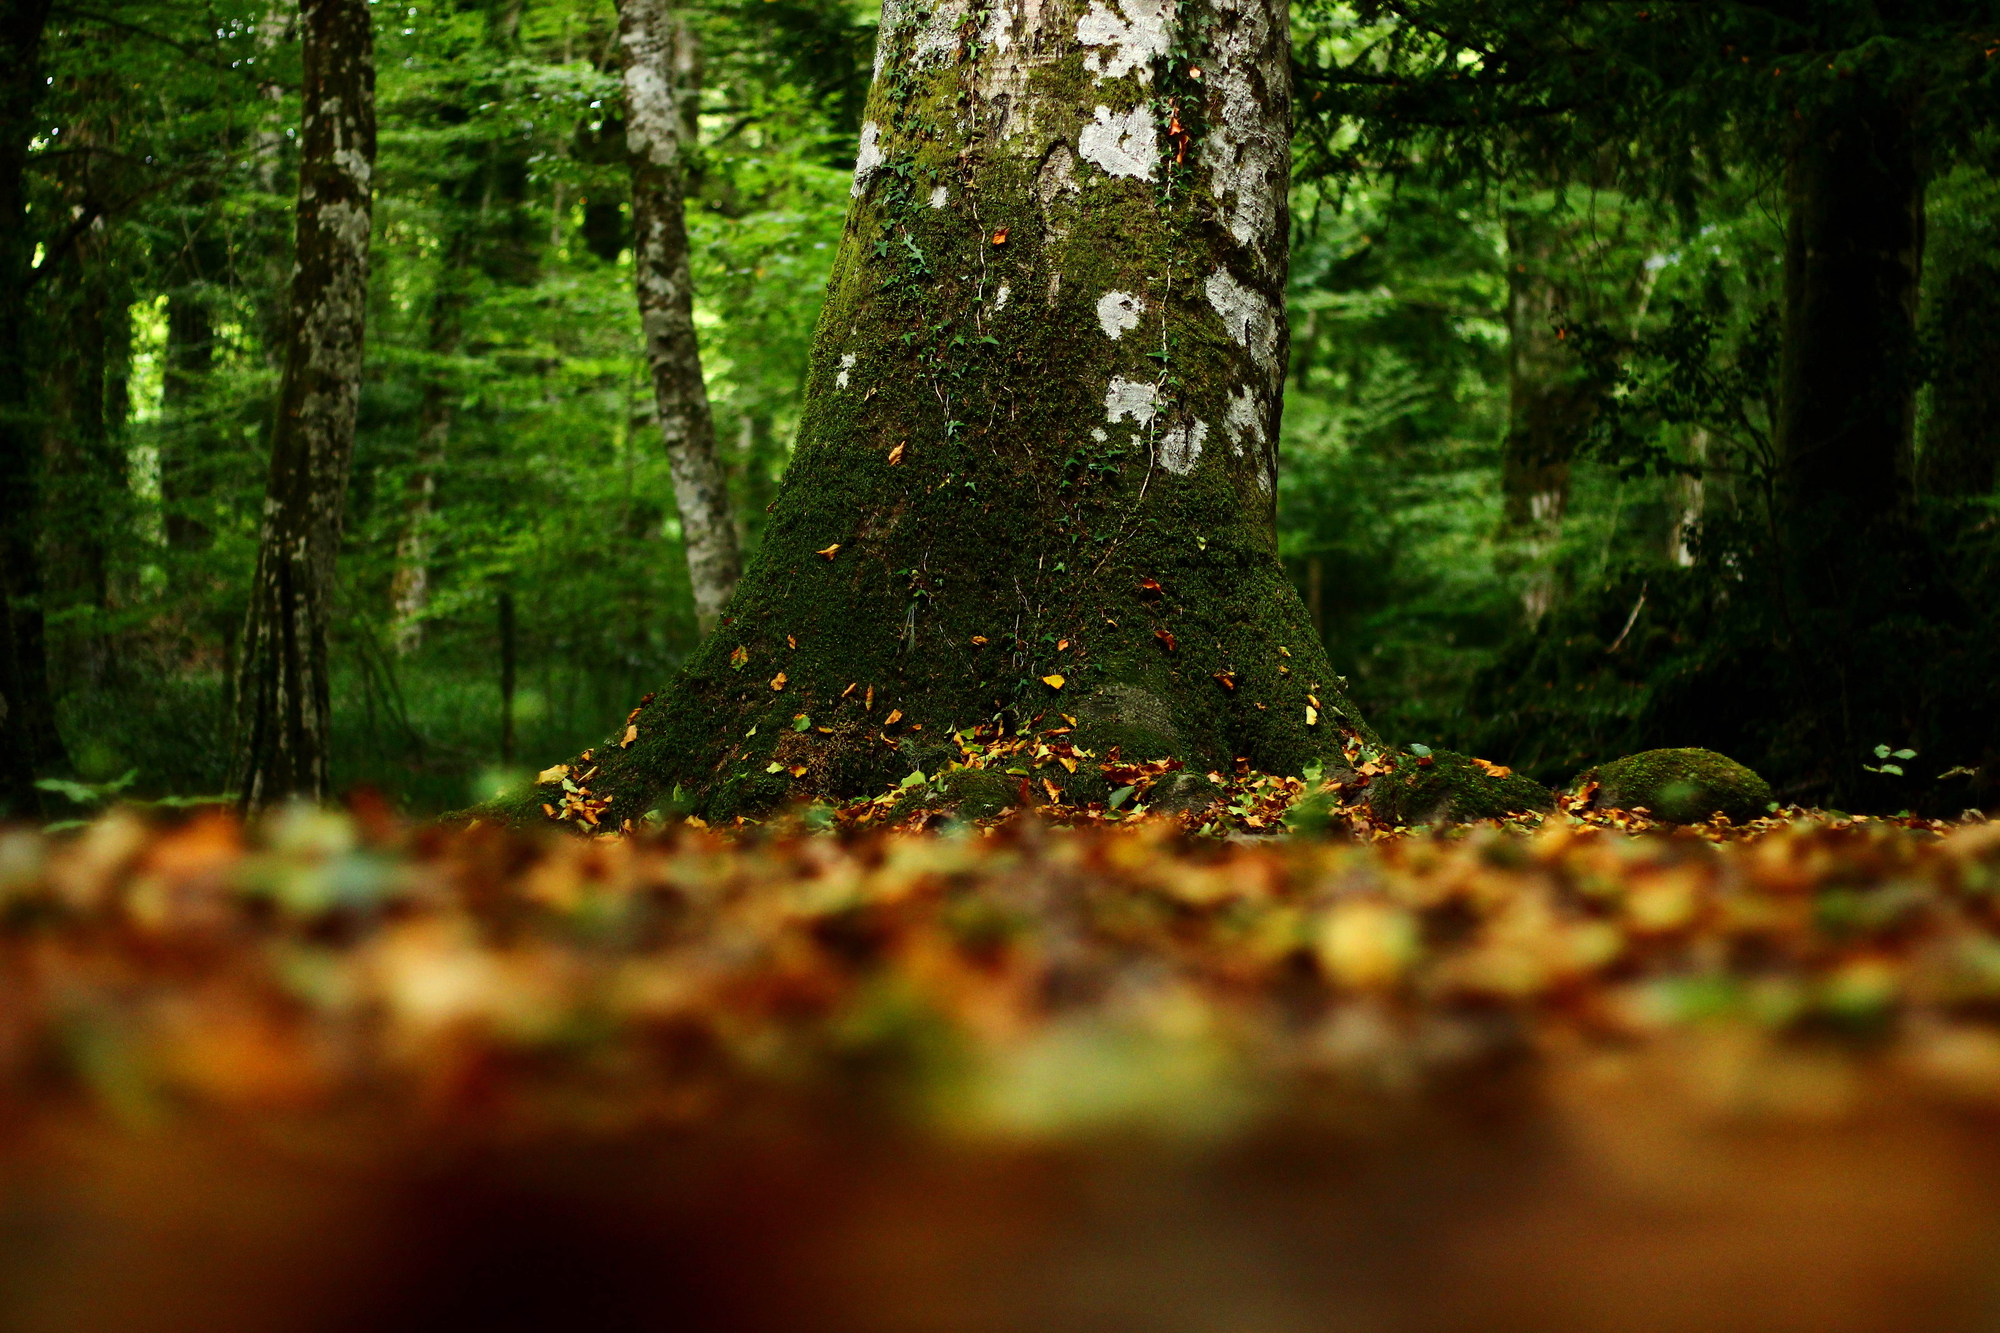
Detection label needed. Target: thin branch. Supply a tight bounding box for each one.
[49,5,299,91]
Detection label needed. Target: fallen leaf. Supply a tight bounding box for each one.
[1042,674,1065,690]
[537,764,571,785]
[730,645,749,670]
[771,673,787,691]
[1305,705,1319,726]
[1138,577,1163,597]
[541,803,557,818]
[1042,778,1062,802]
[841,682,858,698]
[888,441,906,465]
[1472,757,1513,779]
[792,714,811,731]
[884,709,904,726]
[788,765,808,778]
[1214,672,1236,691]
[992,227,1008,245]
[1057,638,1069,651]
[1155,630,1176,652]
[765,761,784,774]
[971,635,988,646]
[816,544,841,560]
[787,635,797,650]
[866,685,875,711]
[621,725,638,748]
[1278,646,1291,658]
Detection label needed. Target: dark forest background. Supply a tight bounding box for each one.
[7,0,1997,817]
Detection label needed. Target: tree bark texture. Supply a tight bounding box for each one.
[0,0,63,812]
[233,0,376,812]
[618,0,742,635]
[505,0,1369,827]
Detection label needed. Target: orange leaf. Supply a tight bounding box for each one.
[1057,638,1069,651]
[787,764,808,778]
[841,681,858,698]
[1042,778,1062,802]
[992,227,1008,245]
[1214,672,1236,690]
[621,724,638,748]
[729,645,749,670]
[884,709,904,726]
[865,685,874,711]
[787,635,797,649]
[970,635,989,646]
[771,672,787,691]
[816,544,841,560]
[888,441,906,466]
[1155,630,1176,651]
[1138,577,1163,597]
[1472,757,1513,779]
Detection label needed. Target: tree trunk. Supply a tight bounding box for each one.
[0,0,66,811]
[389,263,462,655]
[502,0,1368,828]
[40,223,118,688]
[618,0,742,635]
[161,199,223,554]
[233,0,376,812]
[1918,254,2000,501]
[1497,209,1599,626]
[1776,81,1925,587]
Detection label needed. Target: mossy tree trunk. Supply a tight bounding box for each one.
[233,0,375,812]
[511,0,1369,828]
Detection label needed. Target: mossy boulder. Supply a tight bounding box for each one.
[889,766,1021,822]
[1365,750,1554,825]
[1145,770,1227,817]
[1577,748,1773,823]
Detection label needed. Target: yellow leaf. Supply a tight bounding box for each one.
[1059,756,1077,773]
[537,764,570,784]
[1042,674,1065,689]
[765,761,784,773]
[1278,646,1292,657]
[621,724,638,748]
[971,635,988,646]
[816,543,841,560]
[841,681,858,698]
[865,685,874,711]
[1042,778,1062,802]
[1472,757,1514,779]
[883,709,904,726]
[888,442,906,466]
[730,645,749,670]
[787,635,797,649]
[1057,639,1069,651]
[1305,705,1319,726]
[771,672,787,691]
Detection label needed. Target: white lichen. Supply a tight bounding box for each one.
[1158,418,1207,475]
[836,353,857,390]
[1197,0,1289,271]
[1103,376,1159,428]
[1076,0,1171,83]
[1078,105,1157,181]
[850,121,883,198]
[929,185,948,209]
[1095,290,1145,340]
[1204,266,1279,373]
[993,284,1011,312]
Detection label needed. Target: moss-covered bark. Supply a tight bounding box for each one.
[499,0,1371,829]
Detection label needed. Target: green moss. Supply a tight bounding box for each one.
[1578,748,1774,823]
[1366,750,1554,825]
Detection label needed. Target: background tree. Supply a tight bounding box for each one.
[233,0,377,810]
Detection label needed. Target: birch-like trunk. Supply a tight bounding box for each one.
[233,0,375,812]
[499,0,1372,828]
[617,0,742,635]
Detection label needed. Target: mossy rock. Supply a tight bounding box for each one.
[888,766,1021,822]
[1145,770,1227,817]
[1072,683,1182,766]
[1365,750,1554,825]
[1577,748,1773,824]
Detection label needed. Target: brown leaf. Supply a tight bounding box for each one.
[1214,672,1236,691]
[621,724,638,748]
[888,441,906,466]
[771,672,787,691]
[537,764,570,785]
[884,709,904,726]
[730,645,749,671]
[992,227,1008,245]
[1138,577,1163,597]
[1155,630,1176,652]
[816,544,841,560]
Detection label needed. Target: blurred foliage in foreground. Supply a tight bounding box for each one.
[7,806,2000,1138]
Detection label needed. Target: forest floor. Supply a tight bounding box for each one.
[6,803,2000,1332]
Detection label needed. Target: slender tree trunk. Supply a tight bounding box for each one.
[0,0,66,810]
[161,195,223,554]
[41,222,118,688]
[1498,210,1595,626]
[617,0,742,635]
[389,269,461,655]
[499,0,1369,828]
[233,0,376,812]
